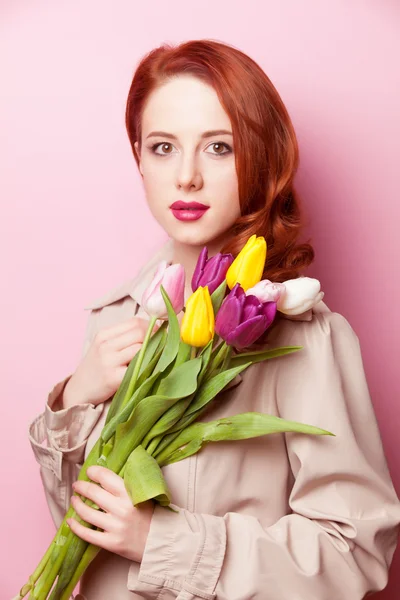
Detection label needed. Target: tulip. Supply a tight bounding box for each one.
[141,260,185,319]
[181,286,215,347]
[277,276,324,316]
[246,279,286,303]
[226,234,267,291]
[192,247,234,295]
[215,283,277,350]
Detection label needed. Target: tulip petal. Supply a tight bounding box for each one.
[226,235,267,291]
[143,262,185,319]
[181,286,214,347]
[215,284,245,339]
[261,300,277,327]
[163,264,185,314]
[225,314,267,350]
[192,247,208,291]
[277,277,322,315]
[142,261,168,307]
[242,294,263,321]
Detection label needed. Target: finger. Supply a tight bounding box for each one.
[67,516,107,548]
[107,328,146,353]
[86,465,126,497]
[116,343,143,366]
[98,318,137,340]
[70,495,110,530]
[97,317,144,342]
[72,479,117,513]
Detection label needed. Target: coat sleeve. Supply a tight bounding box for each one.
[28,309,104,529]
[127,311,400,600]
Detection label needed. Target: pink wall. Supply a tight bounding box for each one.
[2,1,399,597]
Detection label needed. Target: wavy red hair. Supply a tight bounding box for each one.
[125,39,315,289]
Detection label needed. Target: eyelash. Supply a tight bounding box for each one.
[149,141,233,157]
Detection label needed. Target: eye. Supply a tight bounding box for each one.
[149,141,232,156]
[151,142,175,155]
[206,142,232,156]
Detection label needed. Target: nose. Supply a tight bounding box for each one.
[175,154,203,192]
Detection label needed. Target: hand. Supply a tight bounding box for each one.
[67,465,155,563]
[65,316,160,407]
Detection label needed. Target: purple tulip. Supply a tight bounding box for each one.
[192,247,234,295]
[215,283,277,350]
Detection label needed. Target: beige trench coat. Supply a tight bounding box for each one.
[29,237,400,600]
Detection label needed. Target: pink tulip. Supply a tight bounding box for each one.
[246,280,286,303]
[141,260,185,319]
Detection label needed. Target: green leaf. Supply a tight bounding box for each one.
[154,285,181,373]
[152,429,182,460]
[124,445,172,506]
[107,358,203,473]
[104,321,168,426]
[174,338,192,366]
[229,345,303,368]
[138,321,168,376]
[108,394,185,473]
[158,412,335,466]
[136,330,168,388]
[156,356,202,397]
[141,358,204,449]
[210,279,227,315]
[181,361,252,419]
[101,369,162,443]
[198,338,213,378]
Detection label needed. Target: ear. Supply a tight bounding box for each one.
[134,141,143,176]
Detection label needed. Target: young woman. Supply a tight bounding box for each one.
[29,39,400,599]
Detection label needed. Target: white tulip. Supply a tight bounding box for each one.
[276,276,324,316]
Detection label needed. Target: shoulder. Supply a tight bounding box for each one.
[272,299,361,378]
[273,298,358,343]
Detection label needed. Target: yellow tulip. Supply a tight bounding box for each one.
[180,285,215,347]
[226,234,267,291]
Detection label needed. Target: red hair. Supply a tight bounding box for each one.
[125,39,315,287]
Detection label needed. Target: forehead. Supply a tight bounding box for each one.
[141,75,231,135]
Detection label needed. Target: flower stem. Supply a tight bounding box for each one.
[58,544,101,600]
[119,315,158,412]
[220,345,233,371]
[205,340,229,379]
[15,534,57,598]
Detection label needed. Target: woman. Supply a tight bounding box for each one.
[29,39,400,599]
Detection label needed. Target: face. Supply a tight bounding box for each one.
[134,75,241,250]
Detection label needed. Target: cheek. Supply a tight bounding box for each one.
[141,166,169,212]
[211,167,240,217]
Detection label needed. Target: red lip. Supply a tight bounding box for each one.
[170,201,209,210]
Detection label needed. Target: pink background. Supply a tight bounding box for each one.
[1,1,399,597]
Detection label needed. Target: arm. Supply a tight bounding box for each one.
[127,312,400,600]
[28,309,105,529]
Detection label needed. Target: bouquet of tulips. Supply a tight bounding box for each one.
[16,234,330,600]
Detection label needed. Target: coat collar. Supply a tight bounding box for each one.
[84,237,314,322]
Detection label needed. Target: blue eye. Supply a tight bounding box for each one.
[150,141,232,156]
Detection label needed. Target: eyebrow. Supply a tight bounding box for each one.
[146,129,233,140]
